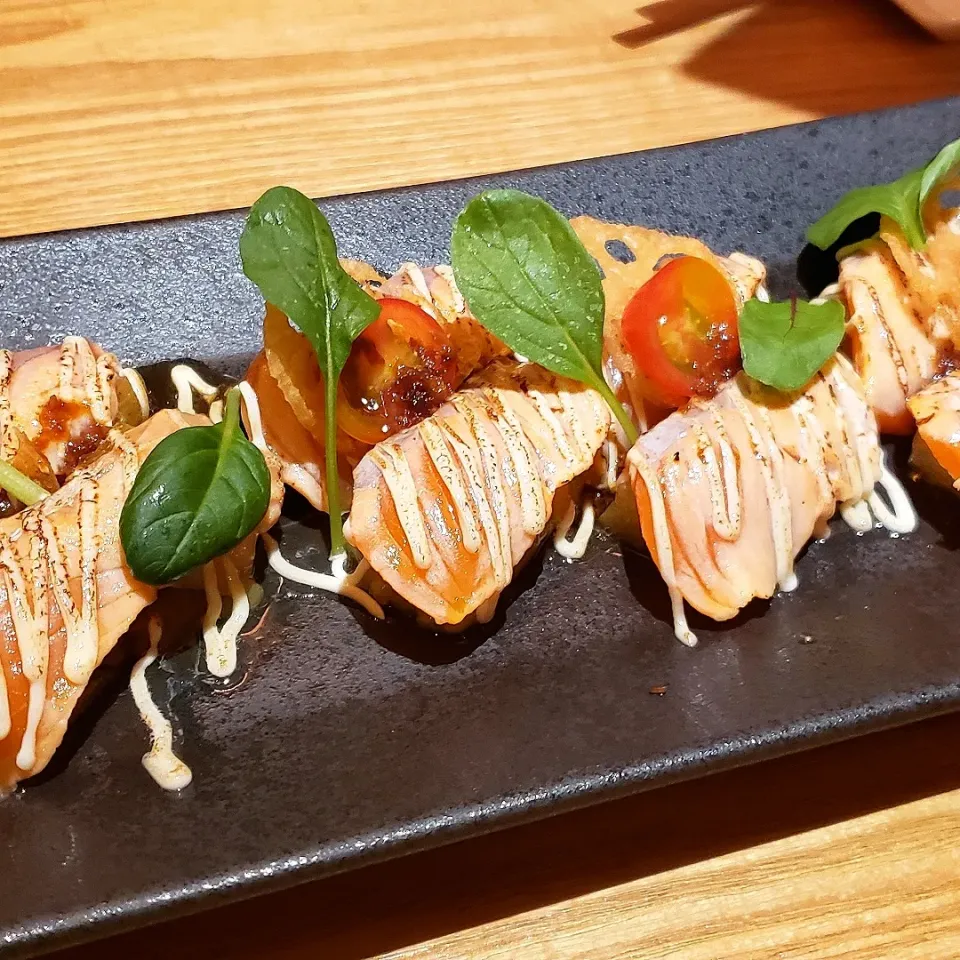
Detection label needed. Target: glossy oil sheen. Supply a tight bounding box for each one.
[0,97,959,958]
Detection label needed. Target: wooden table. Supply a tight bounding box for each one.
[3,1,960,956]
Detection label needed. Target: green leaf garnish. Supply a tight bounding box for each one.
[806,167,925,251]
[806,135,960,252]
[451,189,638,445]
[739,297,845,392]
[0,459,49,508]
[919,137,960,209]
[120,389,271,585]
[239,186,380,559]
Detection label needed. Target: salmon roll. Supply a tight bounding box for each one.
[345,358,610,627]
[624,354,915,645]
[837,202,960,434]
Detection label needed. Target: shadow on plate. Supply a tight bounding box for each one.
[357,548,550,666]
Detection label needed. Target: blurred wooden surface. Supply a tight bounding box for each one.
[1,0,959,237]
[8,0,960,957]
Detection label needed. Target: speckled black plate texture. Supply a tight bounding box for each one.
[1,97,960,958]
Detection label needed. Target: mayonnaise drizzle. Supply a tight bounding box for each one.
[363,368,607,619]
[436,410,510,587]
[172,372,266,681]
[262,532,385,618]
[417,418,482,554]
[202,559,249,678]
[554,500,596,560]
[480,388,546,536]
[129,617,193,791]
[869,459,918,534]
[58,337,117,425]
[237,381,265,448]
[603,438,620,491]
[691,408,741,542]
[172,364,219,415]
[627,448,697,647]
[727,387,797,592]
[371,443,433,570]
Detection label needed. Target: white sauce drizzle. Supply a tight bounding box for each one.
[811,282,840,305]
[839,499,873,532]
[237,381,265,448]
[130,617,193,791]
[691,408,741,543]
[201,559,249,678]
[461,400,514,576]
[262,532,385,618]
[872,459,919,533]
[371,443,433,570]
[436,409,510,588]
[120,367,150,421]
[417,418,482,553]
[58,337,117,425]
[172,372,267,682]
[480,388,546,536]
[554,500,596,560]
[727,386,797,592]
[627,448,697,647]
[604,437,620,491]
[171,364,219,415]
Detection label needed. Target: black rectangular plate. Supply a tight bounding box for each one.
[2,98,960,958]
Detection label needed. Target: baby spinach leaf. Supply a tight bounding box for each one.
[806,167,925,252]
[240,186,380,558]
[919,136,960,209]
[120,389,271,585]
[740,297,845,393]
[451,189,638,445]
[807,135,960,253]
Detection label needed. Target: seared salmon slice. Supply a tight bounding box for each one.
[0,410,204,793]
[625,355,885,644]
[0,338,124,478]
[345,359,610,626]
[838,204,960,434]
[908,371,960,490]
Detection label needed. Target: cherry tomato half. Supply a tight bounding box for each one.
[621,255,740,408]
[337,298,458,444]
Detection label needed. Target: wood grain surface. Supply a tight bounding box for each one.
[1,0,959,237]
[6,0,960,958]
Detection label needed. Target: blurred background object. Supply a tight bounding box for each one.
[892,0,960,39]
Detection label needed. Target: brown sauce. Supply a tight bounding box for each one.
[38,397,109,475]
[381,345,457,431]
